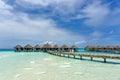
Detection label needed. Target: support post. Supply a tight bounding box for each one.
[58,53,59,56]
[60,53,61,56]
[74,55,75,58]
[104,58,106,63]
[63,54,65,57]
[91,57,93,61]
[80,56,82,60]
[68,54,70,58]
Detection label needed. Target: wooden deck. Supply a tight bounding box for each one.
[48,51,120,63]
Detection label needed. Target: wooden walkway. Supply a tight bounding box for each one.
[48,51,120,63]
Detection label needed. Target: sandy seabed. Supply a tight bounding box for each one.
[0,52,120,80]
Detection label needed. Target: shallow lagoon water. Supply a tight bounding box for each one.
[0,52,120,80]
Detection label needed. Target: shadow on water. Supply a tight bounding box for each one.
[50,53,120,64]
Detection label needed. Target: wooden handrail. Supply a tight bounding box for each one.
[48,51,120,63]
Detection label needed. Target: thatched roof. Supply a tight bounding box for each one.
[115,46,120,48]
[71,45,77,49]
[61,44,69,48]
[85,46,95,49]
[14,45,22,48]
[97,46,106,49]
[107,46,114,49]
[24,44,33,48]
[53,45,59,48]
[34,44,41,48]
[43,43,51,48]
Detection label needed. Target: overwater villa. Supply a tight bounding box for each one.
[34,44,41,52]
[115,46,120,52]
[14,45,23,52]
[60,44,69,52]
[42,43,52,52]
[84,46,95,51]
[95,46,107,52]
[53,44,59,51]
[14,43,78,52]
[70,45,77,52]
[84,45,120,53]
[106,46,114,52]
[24,44,33,52]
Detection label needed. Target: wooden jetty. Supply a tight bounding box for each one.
[48,51,120,63]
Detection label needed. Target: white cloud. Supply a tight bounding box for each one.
[0,13,81,41]
[79,0,120,27]
[15,0,120,27]
[82,1,110,27]
[16,0,84,7]
[0,0,84,48]
[75,40,86,45]
[0,0,13,16]
[0,0,120,48]
[0,0,12,9]
[16,0,85,15]
[43,41,55,45]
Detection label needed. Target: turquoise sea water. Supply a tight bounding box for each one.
[0,50,120,80]
[0,49,13,52]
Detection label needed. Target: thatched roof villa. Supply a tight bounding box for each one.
[42,43,52,51]
[34,44,41,52]
[114,46,120,53]
[115,46,120,50]
[14,45,23,52]
[96,46,107,52]
[84,46,95,51]
[24,44,33,52]
[53,45,59,51]
[106,46,114,52]
[14,44,78,52]
[70,45,77,52]
[71,45,77,49]
[61,44,69,52]
[84,45,120,53]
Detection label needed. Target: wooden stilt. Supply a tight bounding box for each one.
[104,58,106,63]
[80,56,82,60]
[63,54,65,57]
[58,54,60,56]
[59,53,61,56]
[68,54,70,58]
[74,55,75,58]
[91,57,93,61]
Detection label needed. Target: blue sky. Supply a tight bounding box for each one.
[0,0,120,48]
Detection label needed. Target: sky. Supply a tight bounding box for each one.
[0,0,120,48]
